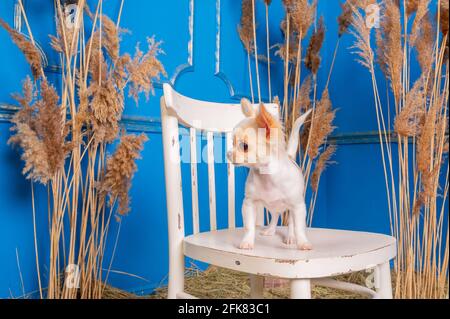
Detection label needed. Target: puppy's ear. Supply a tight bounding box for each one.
[241,98,255,118]
[256,103,280,139]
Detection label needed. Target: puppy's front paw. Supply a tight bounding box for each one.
[260,227,276,236]
[239,241,254,250]
[284,236,296,245]
[297,242,313,251]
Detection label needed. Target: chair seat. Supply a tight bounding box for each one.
[184,227,396,279]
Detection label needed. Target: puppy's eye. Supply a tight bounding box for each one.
[239,142,249,152]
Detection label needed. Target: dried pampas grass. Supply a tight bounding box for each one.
[305,17,325,75]
[8,78,68,184]
[414,12,434,73]
[88,79,124,143]
[4,1,165,299]
[127,37,166,102]
[406,0,420,16]
[346,0,449,299]
[338,2,353,37]
[441,1,449,36]
[394,77,426,137]
[100,133,148,216]
[0,19,43,79]
[289,0,316,39]
[307,90,336,160]
[238,0,254,53]
[376,0,403,102]
[310,145,337,192]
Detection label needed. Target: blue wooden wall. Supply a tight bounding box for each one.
[0,0,447,298]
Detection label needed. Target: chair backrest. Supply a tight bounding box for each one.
[161,83,279,240]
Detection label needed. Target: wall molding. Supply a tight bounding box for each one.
[170,0,195,86]
[3,103,442,145]
[214,0,269,102]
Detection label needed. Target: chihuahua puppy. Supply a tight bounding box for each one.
[227,99,312,250]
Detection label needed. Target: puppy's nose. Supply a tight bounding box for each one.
[226,151,233,162]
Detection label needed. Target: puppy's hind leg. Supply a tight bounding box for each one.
[292,202,312,250]
[240,198,257,250]
[284,212,296,245]
[260,211,279,236]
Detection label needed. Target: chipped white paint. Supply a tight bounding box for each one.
[187,0,194,66]
[207,132,217,231]
[171,0,195,84]
[215,0,221,74]
[161,85,396,299]
[226,133,235,229]
[190,128,200,234]
[161,96,185,299]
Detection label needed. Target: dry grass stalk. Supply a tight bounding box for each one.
[4,1,165,299]
[347,0,449,299]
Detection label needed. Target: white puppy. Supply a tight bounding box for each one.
[227,99,312,251]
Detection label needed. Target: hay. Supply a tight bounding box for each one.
[101,265,447,299]
[148,265,374,299]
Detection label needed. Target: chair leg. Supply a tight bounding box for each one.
[290,279,311,299]
[168,260,185,299]
[375,262,393,299]
[250,275,264,299]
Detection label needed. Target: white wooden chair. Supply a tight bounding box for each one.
[160,83,396,299]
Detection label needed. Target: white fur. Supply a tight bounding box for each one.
[228,106,312,251]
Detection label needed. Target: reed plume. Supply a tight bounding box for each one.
[349,6,375,70]
[406,0,420,16]
[296,75,313,115]
[441,1,449,36]
[305,17,325,75]
[88,79,124,143]
[127,37,166,102]
[376,0,403,103]
[311,145,337,192]
[238,0,254,53]
[4,1,166,299]
[347,0,449,299]
[307,89,336,159]
[413,11,435,73]
[8,78,68,184]
[102,14,121,62]
[0,19,43,79]
[338,2,353,37]
[440,1,449,58]
[100,133,148,216]
[394,77,426,137]
[289,0,316,39]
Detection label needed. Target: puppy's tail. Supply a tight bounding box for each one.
[286,109,312,159]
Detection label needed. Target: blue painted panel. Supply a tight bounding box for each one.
[0,0,447,298]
